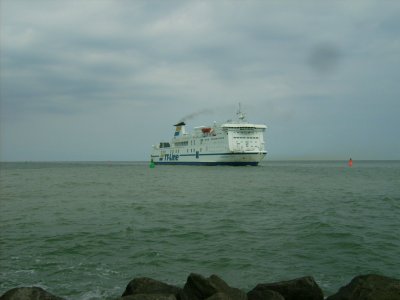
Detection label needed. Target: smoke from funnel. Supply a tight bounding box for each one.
[180,109,214,122]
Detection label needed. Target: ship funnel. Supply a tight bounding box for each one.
[174,122,186,137]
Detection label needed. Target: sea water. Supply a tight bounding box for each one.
[0,161,399,299]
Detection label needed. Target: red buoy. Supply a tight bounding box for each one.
[348,158,353,167]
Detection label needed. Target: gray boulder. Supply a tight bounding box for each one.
[247,289,284,300]
[326,274,400,300]
[204,293,230,300]
[248,276,323,300]
[121,294,176,300]
[0,287,64,300]
[122,277,181,298]
[180,273,247,300]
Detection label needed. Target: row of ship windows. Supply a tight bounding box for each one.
[233,136,259,139]
[167,147,227,154]
[169,149,199,154]
[174,138,224,147]
[175,141,189,146]
[233,130,254,134]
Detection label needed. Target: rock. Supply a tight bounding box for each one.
[121,294,176,300]
[247,289,285,300]
[122,277,181,298]
[180,273,247,300]
[248,276,323,300]
[326,274,400,300]
[204,292,231,300]
[0,287,65,300]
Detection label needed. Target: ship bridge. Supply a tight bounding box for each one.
[221,123,267,130]
[222,123,266,153]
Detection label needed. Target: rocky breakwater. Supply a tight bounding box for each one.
[1,273,399,300]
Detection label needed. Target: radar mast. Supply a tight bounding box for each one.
[237,103,247,122]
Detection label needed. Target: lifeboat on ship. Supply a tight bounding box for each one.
[201,127,212,133]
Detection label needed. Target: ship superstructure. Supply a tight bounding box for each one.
[150,106,267,166]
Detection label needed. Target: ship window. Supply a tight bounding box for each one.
[175,141,188,147]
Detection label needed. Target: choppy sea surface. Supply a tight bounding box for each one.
[0,161,399,299]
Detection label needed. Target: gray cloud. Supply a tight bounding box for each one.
[1,0,400,160]
[307,43,342,74]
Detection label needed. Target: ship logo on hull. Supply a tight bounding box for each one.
[164,154,179,161]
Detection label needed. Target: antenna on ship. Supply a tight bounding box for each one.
[237,102,247,122]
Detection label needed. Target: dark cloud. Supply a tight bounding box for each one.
[307,43,342,74]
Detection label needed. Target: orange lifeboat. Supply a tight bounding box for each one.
[201,127,212,133]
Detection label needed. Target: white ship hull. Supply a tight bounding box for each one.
[151,151,266,166]
[150,106,267,166]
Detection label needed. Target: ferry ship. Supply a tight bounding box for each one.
[150,106,267,166]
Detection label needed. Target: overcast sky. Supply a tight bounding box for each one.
[1,0,399,161]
